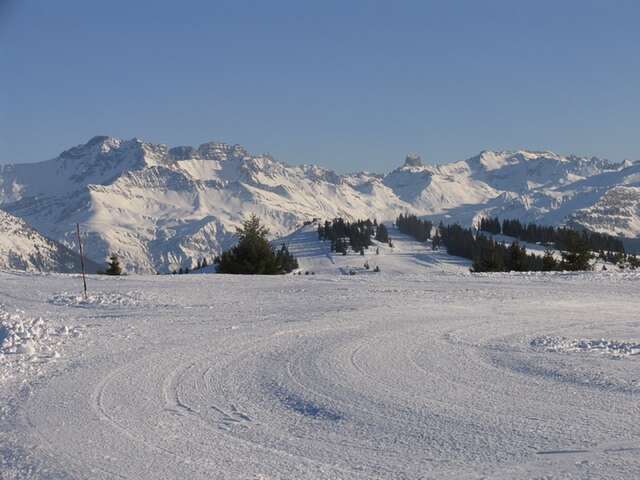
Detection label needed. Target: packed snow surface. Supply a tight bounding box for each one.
[1,268,639,478]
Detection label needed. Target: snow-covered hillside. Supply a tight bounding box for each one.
[0,209,100,273]
[1,270,640,479]
[280,223,470,275]
[0,136,637,273]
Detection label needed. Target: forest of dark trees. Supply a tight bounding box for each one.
[479,217,625,253]
[439,224,557,272]
[375,223,390,243]
[442,219,639,272]
[396,214,433,242]
[393,214,636,272]
[318,218,390,254]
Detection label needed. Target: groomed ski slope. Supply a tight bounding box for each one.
[280,224,471,275]
[1,235,640,479]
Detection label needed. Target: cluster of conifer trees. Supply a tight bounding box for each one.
[318,218,377,254]
[374,223,390,243]
[439,223,592,272]
[171,257,209,275]
[393,215,608,272]
[479,217,625,253]
[598,250,640,269]
[396,214,433,242]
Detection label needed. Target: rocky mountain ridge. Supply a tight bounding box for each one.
[0,136,638,272]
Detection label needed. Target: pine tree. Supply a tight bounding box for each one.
[542,249,557,271]
[506,242,528,272]
[215,215,297,274]
[560,231,593,271]
[105,254,122,276]
[276,244,299,273]
[375,223,389,243]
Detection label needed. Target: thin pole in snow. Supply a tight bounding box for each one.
[76,223,88,299]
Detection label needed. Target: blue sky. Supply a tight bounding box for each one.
[1,0,639,172]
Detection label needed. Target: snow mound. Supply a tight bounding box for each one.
[0,309,79,357]
[49,290,143,307]
[531,336,640,358]
[0,305,80,383]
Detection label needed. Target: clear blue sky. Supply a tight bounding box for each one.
[1,0,639,172]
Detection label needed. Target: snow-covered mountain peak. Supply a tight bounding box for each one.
[1,136,639,273]
[60,135,122,158]
[470,149,566,172]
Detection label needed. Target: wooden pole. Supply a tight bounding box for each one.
[76,223,88,299]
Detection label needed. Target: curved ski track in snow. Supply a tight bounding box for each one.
[1,270,640,479]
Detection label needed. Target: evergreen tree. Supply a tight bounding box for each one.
[471,236,504,272]
[396,214,432,241]
[375,223,389,243]
[542,248,558,271]
[276,244,299,273]
[506,242,528,271]
[216,215,297,274]
[479,217,501,235]
[560,231,593,271]
[105,254,122,276]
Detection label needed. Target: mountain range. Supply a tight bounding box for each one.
[1,136,639,273]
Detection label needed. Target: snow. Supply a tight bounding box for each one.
[1,256,640,478]
[0,210,100,273]
[531,336,640,358]
[49,290,144,307]
[280,223,471,275]
[1,136,638,274]
[0,301,80,384]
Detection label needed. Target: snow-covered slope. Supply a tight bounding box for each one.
[2,270,640,478]
[0,209,100,273]
[0,136,637,273]
[280,223,470,275]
